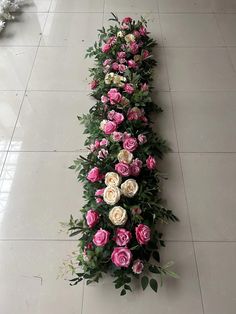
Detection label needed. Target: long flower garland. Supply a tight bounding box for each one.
[66,14,178,295]
[0,0,22,33]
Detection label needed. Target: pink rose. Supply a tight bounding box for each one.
[94,140,100,149]
[123,132,131,140]
[139,26,147,36]
[124,83,134,94]
[112,62,119,71]
[107,36,117,45]
[100,138,109,146]
[135,224,151,245]
[131,206,142,215]
[96,197,103,204]
[111,247,132,268]
[128,59,138,69]
[103,120,117,135]
[102,43,111,53]
[122,17,132,24]
[98,148,108,159]
[130,42,139,54]
[132,259,144,274]
[138,134,147,144]
[87,167,102,182]
[115,162,130,177]
[119,58,126,64]
[142,49,150,59]
[130,161,141,176]
[107,88,122,104]
[118,64,127,73]
[113,112,124,124]
[93,228,110,247]
[86,209,99,228]
[146,155,156,170]
[95,188,105,196]
[115,228,132,246]
[103,59,112,66]
[101,95,108,103]
[127,107,143,121]
[133,30,140,38]
[112,131,123,142]
[141,83,149,92]
[107,110,116,120]
[117,51,126,59]
[90,80,98,89]
[123,137,138,152]
[121,24,129,30]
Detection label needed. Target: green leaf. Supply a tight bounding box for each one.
[153,251,160,263]
[150,278,158,292]
[120,289,126,296]
[141,276,149,290]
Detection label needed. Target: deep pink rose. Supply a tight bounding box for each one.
[128,59,138,69]
[107,88,122,104]
[132,259,144,274]
[102,43,111,53]
[118,64,127,73]
[141,83,149,92]
[103,120,117,135]
[93,228,110,247]
[112,131,123,142]
[135,224,151,245]
[87,167,102,182]
[115,162,130,177]
[127,107,143,121]
[95,188,105,196]
[123,137,138,152]
[124,83,134,94]
[122,17,132,24]
[138,134,147,144]
[112,62,119,71]
[133,30,140,38]
[107,36,117,45]
[96,197,103,204]
[123,132,131,140]
[94,139,100,149]
[101,95,108,103]
[90,80,98,89]
[146,155,156,170]
[111,247,132,268]
[142,49,150,59]
[139,26,147,36]
[115,228,132,246]
[86,209,99,228]
[130,161,141,176]
[130,42,139,54]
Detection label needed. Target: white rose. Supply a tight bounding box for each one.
[100,119,107,131]
[117,31,124,38]
[125,33,135,43]
[105,172,121,187]
[121,179,139,198]
[103,186,121,205]
[109,206,128,226]
[117,149,133,164]
[105,72,114,84]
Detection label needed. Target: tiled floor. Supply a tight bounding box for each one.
[0,0,236,313]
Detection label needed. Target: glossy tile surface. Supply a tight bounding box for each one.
[22,0,52,12]
[158,0,213,13]
[50,0,104,12]
[216,14,236,46]
[104,0,158,12]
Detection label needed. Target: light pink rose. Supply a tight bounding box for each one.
[107,36,117,45]
[115,228,132,246]
[142,49,150,59]
[128,59,138,69]
[113,112,124,124]
[139,26,147,36]
[111,247,132,268]
[146,155,156,170]
[121,24,129,30]
[94,140,100,149]
[127,107,143,121]
[141,83,149,92]
[123,137,138,152]
[96,197,103,204]
[95,188,105,196]
[130,42,139,54]
[102,43,111,53]
[100,138,109,146]
[93,228,110,247]
[103,59,112,66]
[89,144,95,152]
[112,131,123,142]
[87,167,102,182]
[124,83,134,94]
[90,80,98,89]
[98,148,108,159]
[103,120,117,135]
[122,17,132,24]
[112,62,119,71]
[107,88,122,104]
[135,224,151,245]
[132,259,144,274]
[133,30,140,38]
[86,209,99,228]
[131,206,142,215]
[107,110,116,120]
[115,162,130,177]
[101,95,108,103]
[119,58,127,64]
[118,64,127,73]
[138,134,147,144]
[117,51,126,59]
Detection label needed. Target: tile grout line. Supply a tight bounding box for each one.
[157,9,206,314]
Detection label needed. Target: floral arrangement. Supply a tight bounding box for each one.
[66,14,178,295]
[0,0,22,33]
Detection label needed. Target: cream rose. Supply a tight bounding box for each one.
[109,206,128,226]
[125,33,135,43]
[121,179,139,198]
[103,186,121,205]
[117,31,124,38]
[105,172,121,187]
[117,149,133,164]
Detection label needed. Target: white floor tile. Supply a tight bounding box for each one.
[172,91,236,152]
[22,0,52,12]
[160,14,224,47]
[228,47,236,71]
[0,47,37,90]
[41,13,103,47]
[83,242,203,314]
[0,241,83,314]
[0,92,24,151]
[165,47,236,91]
[181,153,236,241]
[50,0,104,12]
[216,14,236,46]
[211,0,236,13]
[10,91,93,151]
[28,47,92,91]
[195,242,236,314]
[0,13,47,46]
[158,0,213,13]
[104,0,158,12]
[0,152,83,239]
[0,152,7,174]
[153,47,170,91]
